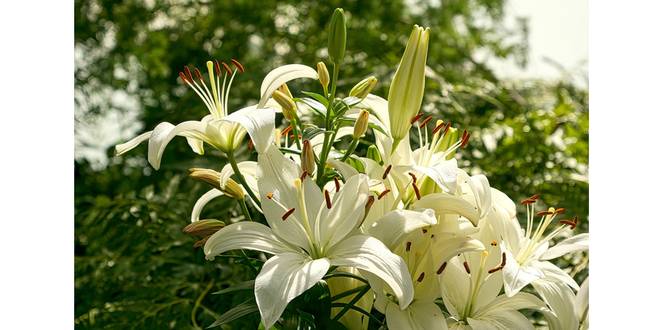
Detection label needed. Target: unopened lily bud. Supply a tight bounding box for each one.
[328,8,347,64]
[350,76,378,99]
[317,62,330,92]
[183,219,225,238]
[436,127,459,158]
[223,178,245,200]
[302,140,316,175]
[366,145,383,164]
[278,83,293,99]
[273,90,297,121]
[388,25,430,150]
[353,110,370,139]
[189,168,245,200]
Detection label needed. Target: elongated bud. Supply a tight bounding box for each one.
[388,25,430,150]
[327,8,347,64]
[350,76,378,99]
[189,168,244,200]
[353,110,370,139]
[183,219,225,238]
[366,145,383,164]
[278,83,293,99]
[317,62,330,91]
[302,140,316,174]
[273,90,297,121]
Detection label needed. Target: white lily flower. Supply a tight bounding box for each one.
[485,191,589,296]
[441,250,545,330]
[537,277,589,330]
[204,146,414,329]
[115,60,277,169]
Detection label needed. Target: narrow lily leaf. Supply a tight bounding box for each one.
[300,91,329,107]
[302,127,325,141]
[258,64,318,108]
[207,299,259,328]
[212,280,255,295]
[298,97,328,117]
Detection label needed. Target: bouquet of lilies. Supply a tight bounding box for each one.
[116,8,588,330]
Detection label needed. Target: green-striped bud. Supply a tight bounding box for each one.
[366,145,383,164]
[317,62,330,92]
[350,76,378,99]
[273,90,297,121]
[328,8,347,64]
[302,140,316,174]
[353,110,370,139]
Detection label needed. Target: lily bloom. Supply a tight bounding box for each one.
[204,146,414,329]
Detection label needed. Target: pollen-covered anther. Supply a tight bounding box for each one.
[416,272,425,282]
[432,122,446,135]
[442,121,452,135]
[222,62,233,75]
[333,176,341,192]
[178,72,189,83]
[405,241,412,252]
[521,198,536,205]
[463,261,471,274]
[184,66,193,81]
[194,67,204,81]
[231,59,245,73]
[324,189,332,209]
[488,253,507,274]
[412,181,421,200]
[382,164,392,180]
[559,216,578,229]
[536,210,554,217]
[300,171,308,181]
[365,195,375,213]
[554,207,566,214]
[377,189,391,200]
[460,130,471,148]
[408,172,417,183]
[436,262,448,274]
[282,208,296,221]
[213,60,222,76]
[419,115,433,128]
[410,113,423,124]
[266,192,274,200]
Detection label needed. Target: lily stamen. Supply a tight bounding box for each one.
[282,208,295,221]
[333,176,341,192]
[324,190,332,209]
[436,262,447,274]
[382,164,392,180]
[378,189,391,200]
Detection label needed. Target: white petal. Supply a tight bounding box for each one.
[219,161,260,204]
[576,277,589,329]
[115,131,152,156]
[440,259,471,317]
[316,174,370,249]
[254,253,330,329]
[540,233,589,260]
[222,105,275,154]
[204,222,296,259]
[468,310,534,330]
[535,260,579,290]
[258,64,318,108]
[413,158,458,193]
[326,158,359,179]
[386,301,448,330]
[328,235,414,309]
[186,136,205,155]
[148,121,205,170]
[501,242,544,296]
[531,280,578,330]
[414,193,480,225]
[365,209,437,250]
[466,174,491,219]
[191,189,223,222]
[474,292,544,318]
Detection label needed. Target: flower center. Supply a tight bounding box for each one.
[461,248,506,320]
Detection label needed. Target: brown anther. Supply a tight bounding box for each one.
[487,267,501,274]
[487,253,507,274]
[501,252,506,267]
[416,272,425,282]
[432,122,446,135]
[222,62,233,75]
[231,59,245,73]
[559,217,578,230]
[194,67,203,81]
[282,208,296,221]
[442,121,452,135]
[378,189,391,200]
[419,115,433,128]
[184,66,194,81]
[300,171,308,181]
[436,262,448,275]
[365,195,375,212]
[463,261,471,274]
[460,130,470,148]
[247,139,254,151]
[382,164,392,180]
[178,72,189,83]
[214,60,222,76]
[410,113,423,124]
[530,194,540,200]
[266,192,274,200]
[521,198,536,205]
[281,125,293,136]
[554,208,566,214]
[536,210,553,217]
[422,228,428,234]
[324,190,332,209]
[406,241,412,252]
[412,181,421,200]
[333,176,341,192]
[490,240,498,247]
[408,172,417,183]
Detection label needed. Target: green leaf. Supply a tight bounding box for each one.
[211,280,255,296]
[207,299,259,328]
[300,91,329,107]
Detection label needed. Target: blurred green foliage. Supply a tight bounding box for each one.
[75,0,588,328]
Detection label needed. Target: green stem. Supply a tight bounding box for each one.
[323,271,369,284]
[316,64,340,185]
[331,285,368,302]
[239,199,252,221]
[330,302,382,326]
[341,138,360,161]
[191,281,214,329]
[332,285,370,321]
[290,118,302,150]
[227,150,260,207]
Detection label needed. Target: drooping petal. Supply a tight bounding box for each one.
[386,301,448,330]
[254,253,330,329]
[414,193,480,225]
[204,222,296,259]
[316,174,370,250]
[540,233,589,260]
[186,136,205,155]
[465,174,491,219]
[534,260,579,290]
[531,280,577,330]
[575,277,589,329]
[258,64,318,108]
[191,189,223,222]
[148,121,206,170]
[473,292,545,318]
[221,105,275,154]
[365,209,437,250]
[467,310,534,330]
[328,235,414,309]
[115,131,152,156]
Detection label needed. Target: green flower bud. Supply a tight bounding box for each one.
[183,219,225,238]
[188,168,245,200]
[350,76,378,99]
[388,25,430,151]
[366,145,383,164]
[353,110,370,139]
[302,140,316,174]
[317,62,330,92]
[328,8,347,64]
[272,90,297,121]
